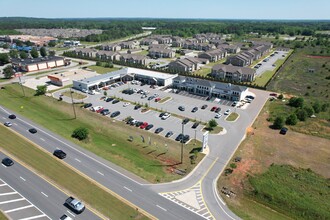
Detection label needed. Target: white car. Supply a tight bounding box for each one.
[224,109,231,115]
[4,122,12,127]
[88,90,95,95]
[81,89,88,93]
[123,102,130,107]
[91,106,102,112]
[161,113,171,120]
[215,113,222,119]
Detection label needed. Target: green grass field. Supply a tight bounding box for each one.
[226,112,239,121]
[194,67,211,76]
[0,126,149,220]
[158,97,171,103]
[62,91,87,100]
[0,211,8,220]
[88,65,120,74]
[0,84,203,183]
[248,164,330,220]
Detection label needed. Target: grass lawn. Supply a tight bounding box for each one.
[158,97,171,103]
[217,100,330,220]
[88,65,120,74]
[226,112,239,121]
[205,58,226,67]
[194,67,211,77]
[0,84,204,183]
[62,90,87,100]
[202,126,223,134]
[0,126,149,220]
[137,50,149,56]
[0,211,8,220]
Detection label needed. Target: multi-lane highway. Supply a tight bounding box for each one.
[0,152,100,220]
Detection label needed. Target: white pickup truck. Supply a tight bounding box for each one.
[65,196,85,214]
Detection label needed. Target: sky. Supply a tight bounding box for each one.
[1,0,329,20]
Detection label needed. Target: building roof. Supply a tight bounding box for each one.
[11,56,63,65]
[212,64,256,75]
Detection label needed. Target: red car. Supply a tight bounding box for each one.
[155,97,161,102]
[211,106,217,111]
[140,122,148,129]
[96,107,104,113]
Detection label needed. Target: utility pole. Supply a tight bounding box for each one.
[18,75,25,97]
[194,129,197,145]
[69,88,77,119]
[181,122,184,164]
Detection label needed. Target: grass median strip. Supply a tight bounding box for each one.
[0,211,8,220]
[61,90,87,100]
[226,112,239,121]
[0,125,150,220]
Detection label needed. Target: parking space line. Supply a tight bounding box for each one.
[41,192,48,197]
[124,186,132,192]
[67,210,75,217]
[156,205,167,212]
[20,176,26,181]
[97,171,104,176]
[0,198,25,205]
[5,204,34,213]
[0,183,7,187]
[0,192,18,196]
[19,214,46,220]
[40,138,45,141]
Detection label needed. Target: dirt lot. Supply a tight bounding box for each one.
[218,100,330,219]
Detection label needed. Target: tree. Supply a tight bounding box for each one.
[278,94,284,99]
[208,119,218,130]
[103,91,107,96]
[288,97,304,108]
[49,50,56,56]
[321,103,329,112]
[3,66,14,79]
[9,50,19,58]
[286,114,298,125]
[30,48,39,58]
[2,43,9,49]
[72,127,89,141]
[295,109,308,121]
[48,41,56,47]
[96,61,103,66]
[303,106,314,117]
[273,116,284,129]
[39,47,47,57]
[35,85,47,96]
[0,53,9,64]
[19,51,28,59]
[312,101,321,113]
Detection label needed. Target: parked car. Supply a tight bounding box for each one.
[91,106,103,112]
[178,106,185,111]
[95,107,104,113]
[165,131,174,138]
[155,127,164,134]
[123,102,130,107]
[175,133,184,141]
[159,112,166,117]
[4,122,12,127]
[135,121,143,127]
[8,114,16,119]
[182,118,189,125]
[60,214,73,220]
[145,124,154,130]
[224,109,231,115]
[126,118,134,124]
[29,128,37,134]
[112,99,120,104]
[182,135,190,143]
[192,122,199,129]
[215,107,221,113]
[110,111,120,118]
[147,96,155,101]
[134,105,142,110]
[211,106,217,112]
[105,97,114,102]
[161,112,171,120]
[201,104,208,109]
[280,127,288,135]
[130,119,138,126]
[245,95,255,100]
[155,97,161,102]
[2,158,14,167]
[215,113,222,119]
[100,109,110,115]
[140,122,148,129]
[141,94,147,99]
[191,107,198,112]
[53,149,66,159]
[83,103,92,108]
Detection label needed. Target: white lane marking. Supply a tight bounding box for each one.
[212,179,225,206]
[67,210,75,217]
[40,138,45,141]
[14,123,18,125]
[0,198,25,205]
[156,205,167,212]
[0,192,18,196]
[20,176,26,181]
[212,181,236,220]
[75,158,81,163]
[5,204,34,213]
[19,214,46,220]
[97,171,104,176]
[0,183,7,187]
[41,192,48,197]
[2,117,5,119]
[124,186,132,192]
[1,164,7,168]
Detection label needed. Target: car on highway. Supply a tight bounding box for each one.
[145,124,154,130]
[155,127,164,134]
[110,111,120,118]
[175,133,184,141]
[123,102,130,107]
[192,122,199,129]
[28,128,37,134]
[140,122,148,129]
[8,114,16,119]
[4,122,12,127]
[191,107,198,113]
[53,149,67,159]
[2,157,14,167]
[201,104,208,109]
[182,118,189,125]
[112,99,120,104]
[134,104,142,110]
[100,109,110,115]
[280,127,288,135]
[83,103,92,108]
[65,196,85,214]
[161,112,171,120]
[224,109,231,115]
[165,131,174,138]
[215,113,222,119]
[178,106,185,111]
[215,107,221,113]
[211,106,217,112]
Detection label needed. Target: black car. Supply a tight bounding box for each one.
[83,103,92,108]
[147,96,155,101]
[112,99,120,104]
[280,127,288,135]
[165,131,174,138]
[182,135,190,143]
[201,104,208,109]
[126,118,134,124]
[178,106,185,111]
[9,114,16,119]
[105,97,114,102]
[175,133,184,141]
[100,109,110,115]
[159,112,166,117]
[145,124,154,130]
[2,158,14,167]
[53,149,67,159]
[245,95,255,99]
[135,121,143,127]
[182,118,189,125]
[215,107,221,113]
[110,111,120,118]
[192,122,199,129]
[134,105,142,110]
[155,127,164,134]
[191,107,198,113]
[60,215,70,220]
[29,128,37,134]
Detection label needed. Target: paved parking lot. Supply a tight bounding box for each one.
[0,178,49,220]
[254,50,289,76]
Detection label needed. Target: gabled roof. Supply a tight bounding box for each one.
[212,64,256,75]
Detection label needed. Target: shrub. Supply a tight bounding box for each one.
[295,109,308,121]
[288,97,304,108]
[321,103,329,112]
[273,116,285,129]
[312,101,321,113]
[278,94,284,99]
[303,106,314,117]
[208,119,218,130]
[230,163,237,169]
[72,127,89,141]
[35,85,47,96]
[286,114,298,125]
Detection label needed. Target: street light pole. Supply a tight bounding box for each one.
[18,75,25,97]
[69,88,77,119]
[194,129,197,145]
[181,122,184,164]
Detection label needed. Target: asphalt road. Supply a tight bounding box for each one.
[0,152,100,220]
[0,105,204,220]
